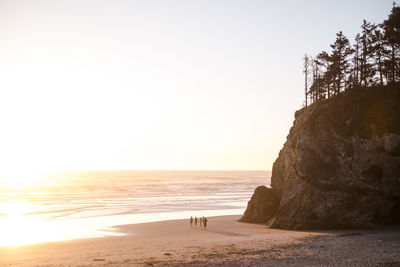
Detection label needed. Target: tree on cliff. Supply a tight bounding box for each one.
[317,51,334,98]
[308,51,332,102]
[370,25,388,85]
[308,32,353,99]
[330,31,354,93]
[352,33,362,87]
[303,54,311,107]
[359,20,376,86]
[303,4,400,106]
[383,4,400,82]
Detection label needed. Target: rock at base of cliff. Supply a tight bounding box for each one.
[239,185,280,223]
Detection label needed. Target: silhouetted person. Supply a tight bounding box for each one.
[199,217,203,227]
[195,217,198,226]
[203,217,208,229]
[190,216,193,227]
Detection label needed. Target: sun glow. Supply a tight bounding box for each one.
[0,215,66,247]
[0,200,105,247]
[0,169,54,190]
[0,201,53,246]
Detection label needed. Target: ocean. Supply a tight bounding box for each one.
[0,170,270,246]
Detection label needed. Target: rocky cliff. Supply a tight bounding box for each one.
[241,83,400,229]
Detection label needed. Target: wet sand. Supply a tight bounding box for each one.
[1,215,399,266]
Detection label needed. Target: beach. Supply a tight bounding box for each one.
[0,170,269,246]
[1,215,399,266]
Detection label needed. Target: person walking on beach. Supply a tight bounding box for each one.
[199,217,203,227]
[190,216,193,227]
[203,217,208,229]
[195,216,198,227]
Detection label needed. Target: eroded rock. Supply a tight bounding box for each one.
[240,186,279,223]
[243,83,400,229]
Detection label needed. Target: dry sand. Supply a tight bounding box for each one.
[0,215,399,266]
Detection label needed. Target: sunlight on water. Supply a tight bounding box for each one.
[0,200,121,246]
[0,171,270,247]
[0,201,53,246]
[0,207,243,246]
[0,170,56,190]
[1,213,55,246]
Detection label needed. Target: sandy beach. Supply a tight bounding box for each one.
[0,215,399,266]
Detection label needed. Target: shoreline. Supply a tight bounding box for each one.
[1,215,400,266]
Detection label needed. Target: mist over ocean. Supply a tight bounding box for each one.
[0,170,270,245]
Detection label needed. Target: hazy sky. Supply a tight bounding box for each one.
[0,0,394,175]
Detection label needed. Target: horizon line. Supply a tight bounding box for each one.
[48,169,272,172]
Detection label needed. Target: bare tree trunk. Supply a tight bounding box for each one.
[378,52,383,85]
[327,82,330,98]
[392,44,395,82]
[355,53,359,86]
[303,55,309,107]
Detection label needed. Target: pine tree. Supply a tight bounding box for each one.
[309,60,317,104]
[301,4,400,106]
[360,20,376,86]
[315,51,332,98]
[330,31,354,93]
[383,4,400,82]
[370,24,389,85]
[352,34,361,86]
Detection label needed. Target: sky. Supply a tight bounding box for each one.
[0,0,395,177]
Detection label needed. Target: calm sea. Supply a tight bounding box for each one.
[0,170,270,246]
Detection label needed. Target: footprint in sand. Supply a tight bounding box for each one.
[92,258,106,261]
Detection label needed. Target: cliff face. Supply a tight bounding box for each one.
[241,83,400,229]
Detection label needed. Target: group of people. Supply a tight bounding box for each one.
[190,216,208,229]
